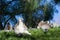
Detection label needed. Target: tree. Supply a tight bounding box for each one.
[43,4,54,21]
[1,0,21,29]
[1,0,55,29]
[22,0,40,27]
[0,15,4,30]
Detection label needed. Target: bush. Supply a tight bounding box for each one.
[0,28,60,40]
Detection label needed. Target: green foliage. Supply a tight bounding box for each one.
[1,0,41,28]
[1,0,56,29]
[43,4,54,21]
[0,28,60,40]
[23,0,41,27]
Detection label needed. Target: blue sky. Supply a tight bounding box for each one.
[45,0,60,25]
[51,5,60,25]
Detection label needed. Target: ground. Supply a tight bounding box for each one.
[0,27,60,40]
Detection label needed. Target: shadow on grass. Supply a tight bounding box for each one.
[3,32,36,40]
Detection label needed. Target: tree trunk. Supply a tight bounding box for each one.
[0,22,4,30]
[28,13,33,28]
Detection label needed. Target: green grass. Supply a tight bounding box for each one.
[0,28,60,40]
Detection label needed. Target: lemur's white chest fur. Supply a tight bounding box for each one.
[14,19,31,35]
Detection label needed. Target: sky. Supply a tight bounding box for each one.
[51,5,60,25]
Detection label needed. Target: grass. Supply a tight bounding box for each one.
[0,28,60,40]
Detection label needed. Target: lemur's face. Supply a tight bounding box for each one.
[19,19,22,22]
[19,18,23,22]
